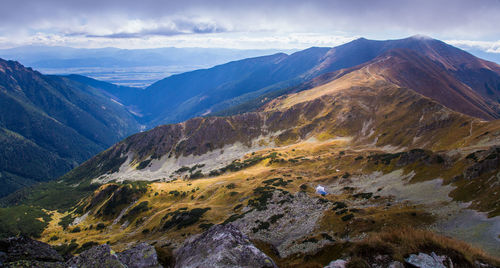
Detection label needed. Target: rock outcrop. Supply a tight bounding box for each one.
[324,259,347,268]
[0,236,64,267]
[174,224,277,268]
[0,236,162,268]
[67,244,125,268]
[405,252,449,268]
[117,242,162,268]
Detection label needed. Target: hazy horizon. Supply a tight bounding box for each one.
[0,0,498,54]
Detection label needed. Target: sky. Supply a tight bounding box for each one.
[1,0,500,53]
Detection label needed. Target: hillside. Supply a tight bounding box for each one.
[51,36,500,127]
[0,59,141,196]
[4,54,500,267]
[2,36,500,266]
[84,36,500,127]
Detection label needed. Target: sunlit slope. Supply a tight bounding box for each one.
[7,64,500,262]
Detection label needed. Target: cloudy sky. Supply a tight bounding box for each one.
[1,0,500,52]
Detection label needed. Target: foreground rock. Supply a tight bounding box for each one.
[67,243,163,268]
[0,236,64,267]
[117,242,162,268]
[0,236,162,268]
[324,259,346,268]
[405,252,449,268]
[67,244,125,268]
[174,224,277,268]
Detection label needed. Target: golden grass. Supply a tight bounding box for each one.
[38,129,500,262]
[352,227,500,266]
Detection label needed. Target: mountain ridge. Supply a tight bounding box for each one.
[0,59,142,196]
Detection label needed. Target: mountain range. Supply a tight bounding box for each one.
[1,35,500,266]
[68,36,500,125]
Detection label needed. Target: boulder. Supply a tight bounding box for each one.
[3,259,66,267]
[405,252,447,268]
[67,244,125,268]
[0,236,64,263]
[324,259,347,268]
[117,242,162,268]
[388,261,404,268]
[174,224,277,268]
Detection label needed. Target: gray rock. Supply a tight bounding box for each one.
[405,252,446,268]
[117,242,162,268]
[388,261,404,268]
[324,259,347,268]
[232,191,331,258]
[0,236,64,263]
[0,251,7,266]
[474,260,497,268]
[174,224,277,268]
[4,259,66,267]
[67,244,125,268]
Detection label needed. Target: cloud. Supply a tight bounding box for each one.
[0,0,500,48]
[85,19,227,38]
[447,40,500,54]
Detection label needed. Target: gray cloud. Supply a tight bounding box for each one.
[0,0,499,48]
[85,19,227,38]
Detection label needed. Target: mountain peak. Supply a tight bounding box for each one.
[408,34,434,40]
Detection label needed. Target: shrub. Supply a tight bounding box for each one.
[136,159,152,170]
[199,223,214,230]
[189,170,203,179]
[58,214,74,229]
[252,221,270,233]
[96,223,106,230]
[163,208,211,230]
[76,241,99,254]
[341,214,354,221]
[54,242,78,256]
[269,214,284,224]
[123,201,149,221]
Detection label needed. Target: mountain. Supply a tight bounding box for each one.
[2,36,500,266]
[3,37,500,266]
[2,35,500,195]
[0,59,142,197]
[123,36,500,126]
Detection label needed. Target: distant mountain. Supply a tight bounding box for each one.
[128,36,500,125]
[0,46,294,69]
[0,59,141,197]
[0,46,296,87]
[452,46,500,66]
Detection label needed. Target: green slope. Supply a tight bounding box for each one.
[0,59,141,197]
